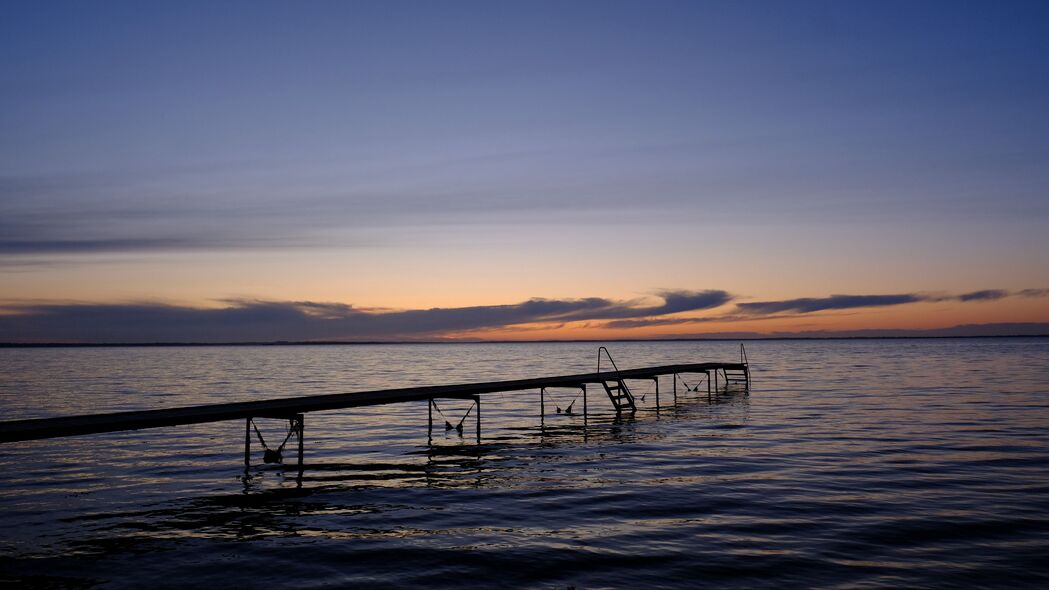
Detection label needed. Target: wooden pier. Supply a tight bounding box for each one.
[0,347,750,471]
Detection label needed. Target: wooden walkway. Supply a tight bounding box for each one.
[0,362,747,444]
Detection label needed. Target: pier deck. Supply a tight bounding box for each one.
[0,362,747,444]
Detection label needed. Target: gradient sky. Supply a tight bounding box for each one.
[2,1,1048,342]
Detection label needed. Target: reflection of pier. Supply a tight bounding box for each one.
[0,347,750,475]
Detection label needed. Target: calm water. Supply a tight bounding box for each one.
[1,339,1047,588]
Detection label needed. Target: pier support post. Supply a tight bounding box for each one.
[655,377,660,407]
[427,398,433,445]
[540,387,545,420]
[295,411,304,461]
[706,370,712,401]
[244,417,251,470]
[582,384,587,418]
[295,414,305,487]
[473,394,481,444]
[714,369,719,393]
[673,374,677,401]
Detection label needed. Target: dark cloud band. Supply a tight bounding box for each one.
[0,286,1038,343]
[737,288,1040,316]
[0,290,732,343]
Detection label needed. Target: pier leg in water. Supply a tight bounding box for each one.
[295,414,304,487]
[473,394,481,444]
[706,370,712,402]
[673,373,677,402]
[427,398,433,446]
[655,377,661,407]
[539,387,546,437]
[244,417,251,471]
[581,384,588,440]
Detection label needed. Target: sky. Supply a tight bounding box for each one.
[2,1,1048,342]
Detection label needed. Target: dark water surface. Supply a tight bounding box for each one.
[1,339,1047,588]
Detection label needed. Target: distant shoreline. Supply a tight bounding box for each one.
[1,334,1047,348]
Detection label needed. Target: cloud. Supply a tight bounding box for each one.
[734,288,1033,316]
[656,290,734,314]
[0,291,732,343]
[552,290,732,321]
[956,289,1009,302]
[603,288,1025,327]
[1016,288,1049,298]
[736,294,924,315]
[0,287,1031,343]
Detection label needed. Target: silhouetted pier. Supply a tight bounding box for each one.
[0,347,750,473]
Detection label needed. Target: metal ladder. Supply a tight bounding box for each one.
[722,343,750,388]
[597,346,636,412]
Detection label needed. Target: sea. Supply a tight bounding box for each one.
[0,338,1047,589]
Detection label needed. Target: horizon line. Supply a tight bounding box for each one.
[2,333,1047,348]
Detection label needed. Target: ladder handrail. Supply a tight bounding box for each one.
[597,346,624,383]
[740,343,748,366]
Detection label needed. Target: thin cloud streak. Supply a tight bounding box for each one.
[736,294,924,315]
[604,312,807,329]
[956,289,1010,302]
[737,289,1043,316]
[0,238,202,255]
[0,154,708,258]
